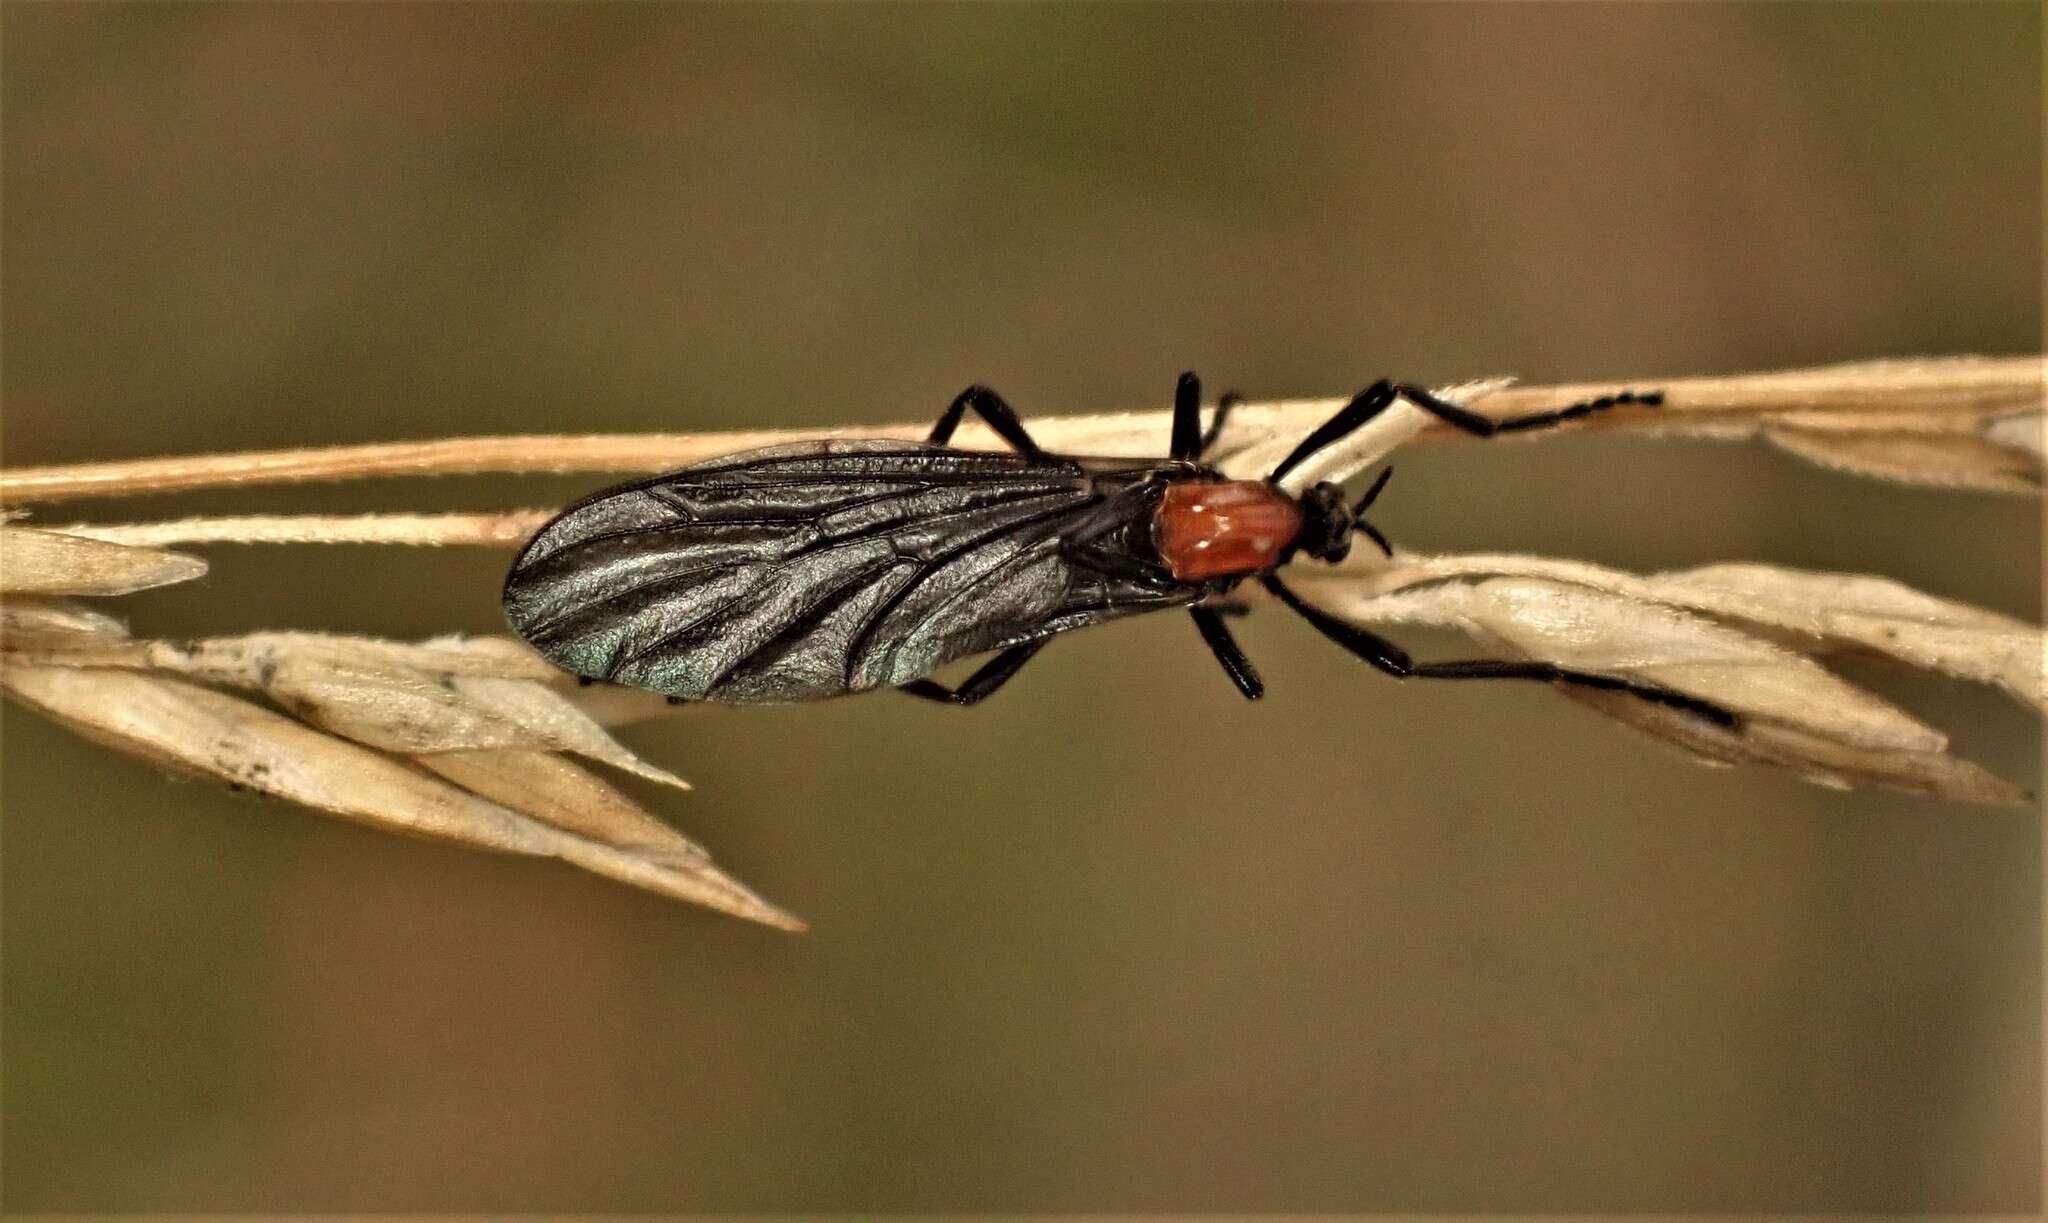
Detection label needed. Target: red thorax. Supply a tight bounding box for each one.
[1153,481,1305,582]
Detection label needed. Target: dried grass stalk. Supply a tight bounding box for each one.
[1288,555,2037,805]
[417,749,710,868]
[1317,554,2046,711]
[2,356,2037,504]
[0,664,800,930]
[59,510,554,548]
[7,631,687,785]
[3,356,2040,925]
[0,524,207,594]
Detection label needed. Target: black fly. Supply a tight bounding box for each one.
[503,374,1732,725]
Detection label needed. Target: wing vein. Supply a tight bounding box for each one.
[843,496,1103,678]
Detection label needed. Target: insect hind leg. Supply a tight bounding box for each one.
[928,385,1045,457]
[1261,573,1735,726]
[899,640,1048,706]
[1190,605,1264,700]
[1403,658,1734,724]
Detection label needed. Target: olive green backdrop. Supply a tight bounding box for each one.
[3,2,2040,1211]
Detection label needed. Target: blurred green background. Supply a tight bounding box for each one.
[3,2,2040,1211]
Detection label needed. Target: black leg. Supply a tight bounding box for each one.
[929,385,1045,457]
[1267,381,1662,483]
[1261,574,1736,726]
[1200,392,1240,458]
[1353,466,1396,557]
[1356,521,1394,558]
[1068,538,1179,588]
[899,640,1048,706]
[1269,380,1492,483]
[1260,572,1408,670]
[1352,466,1394,514]
[1494,389,1662,433]
[1170,371,1204,461]
[1400,658,1734,724]
[1190,605,1264,700]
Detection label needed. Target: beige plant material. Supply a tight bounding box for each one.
[2,356,2037,504]
[1639,563,2045,711]
[1567,688,2023,804]
[0,596,130,649]
[264,662,694,787]
[10,630,687,787]
[1,356,2040,923]
[0,664,800,930]
[1323,553,2046,712]
[63,510,554,549]
[1761,427,2040,493]
[1290,559,2032,806]
[1225,378,1516,491]
[417,749,710,869]
[0,523,207,595]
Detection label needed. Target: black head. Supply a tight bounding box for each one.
[1295,482,1356,563]
[1295,467,1396,563]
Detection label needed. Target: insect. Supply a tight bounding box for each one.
[503,374,1732,725]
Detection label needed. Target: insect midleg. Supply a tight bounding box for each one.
[1266,380,1662,483]
[1260,574,1737,725]
[898,639,1049,706]
[1170,371,1204,460]
[1189,605,1264,700]
[1170,373,1240,461]
[928,385,1045,457]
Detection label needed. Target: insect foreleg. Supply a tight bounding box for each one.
[1267,381,1663,483]
[1189,605,1264,700]
[1269,380,1487,483]
[1491,389,1662,433]
[928,385,1045,457]
[898,639,1049,706]
[1260,574,1736,725]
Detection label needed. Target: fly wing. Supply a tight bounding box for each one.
[503,440,1107,702]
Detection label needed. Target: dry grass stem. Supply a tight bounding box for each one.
[3,355,2038,504]
[59,510,555,548]
[3,356,2040,925]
